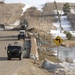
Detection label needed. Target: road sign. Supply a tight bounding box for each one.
[53,36,63,45]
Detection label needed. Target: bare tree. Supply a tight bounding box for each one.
[54,1,62,33]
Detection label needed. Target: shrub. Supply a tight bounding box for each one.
[64,31,68,34]
[66,32,72,40]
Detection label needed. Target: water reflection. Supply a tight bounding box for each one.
[52,46,75,62]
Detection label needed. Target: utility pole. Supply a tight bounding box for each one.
[74,6,75,13]
[54,1,62,33]
[3,0,5,24]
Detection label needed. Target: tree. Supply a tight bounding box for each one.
[54,1,62,33]
[63,3,70,15]
[54,1,59,16]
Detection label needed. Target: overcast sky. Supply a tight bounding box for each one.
[5,0,75,5]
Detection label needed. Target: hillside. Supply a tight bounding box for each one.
[0,2,75,31]
[0,3,24,25]
[21,3,58,32]
[21,2,75,32]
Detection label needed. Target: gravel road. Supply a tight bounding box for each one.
[0,30,55,75]
[0,30,24,75]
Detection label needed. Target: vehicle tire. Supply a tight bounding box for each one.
[18,37,20,40]
[19,57,21,60]
[8,57,11,60]
[23,38,25,40]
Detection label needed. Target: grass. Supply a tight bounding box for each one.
[62,40,75,47]
[38,50,60,63]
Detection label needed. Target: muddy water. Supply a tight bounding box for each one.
[51,46,75,75]
[45,46,75,74]
[52,46,75,62]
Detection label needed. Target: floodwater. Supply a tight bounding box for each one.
[52,46,75,62]
[46,46,75,74]
[52,46,75,75]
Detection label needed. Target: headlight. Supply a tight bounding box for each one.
[19,51,21,53]
[8,51,10,53]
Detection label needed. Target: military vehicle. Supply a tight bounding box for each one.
[0,24,5,30]
[18,30,25,40]
[5,42,22,60]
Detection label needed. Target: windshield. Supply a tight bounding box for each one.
[20,32,24,34]
[20,32,24,35]
[8,46,21,50]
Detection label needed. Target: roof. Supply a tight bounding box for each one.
[8,42,21,46]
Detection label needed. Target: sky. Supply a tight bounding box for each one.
[5,0,75,5]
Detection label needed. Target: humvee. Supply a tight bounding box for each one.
[6,43,22,60]
[18,30,25,40]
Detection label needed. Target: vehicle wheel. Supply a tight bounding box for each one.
[18,37,20,40]
[23,38,25,40]
[8,57,11,60]
[19,57,21,60]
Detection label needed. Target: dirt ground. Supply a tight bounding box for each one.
[62,40,75,47]
[38,50,60,63]
[0,30,58,75]
[16,59,57,75]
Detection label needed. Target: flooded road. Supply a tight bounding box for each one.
[52,46,75,62]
